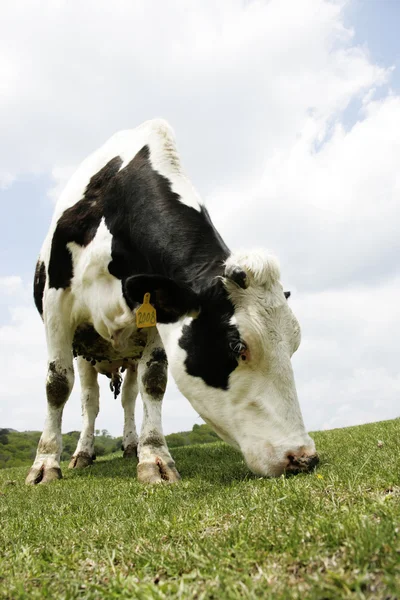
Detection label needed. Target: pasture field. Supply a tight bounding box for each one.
[0,419,399,599]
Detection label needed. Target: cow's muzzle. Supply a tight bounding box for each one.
[285,452,320,474]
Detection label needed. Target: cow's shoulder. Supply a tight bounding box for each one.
[46,119,202,290]
[48,156,122,289]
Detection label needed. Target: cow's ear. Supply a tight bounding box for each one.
[123,274,200,323]
[224,265,248,289]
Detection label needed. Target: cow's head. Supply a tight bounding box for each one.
[124,250,318,477]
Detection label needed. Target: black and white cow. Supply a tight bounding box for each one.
[27,119,318,485]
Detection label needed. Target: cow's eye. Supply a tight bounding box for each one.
[229,340,248,363]
[240,346,250,362]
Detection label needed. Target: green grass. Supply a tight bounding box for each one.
[0,419,399,599]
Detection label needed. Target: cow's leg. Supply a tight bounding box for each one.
[137,331,180,483]
[69,358,99,469]
[26,306,74,484]
[121,366,139,459]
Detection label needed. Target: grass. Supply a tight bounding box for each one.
[0,419,399,599]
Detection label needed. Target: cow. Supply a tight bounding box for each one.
[27,119,318,485]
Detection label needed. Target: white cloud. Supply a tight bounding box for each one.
[291,278,400,431]
[0,0,389,190]
[211,94,400,292]
[0,276,24,295]
[0,172,15,190]
[47,165,77,203]
[0,0,399,437]
[0,277,30,319]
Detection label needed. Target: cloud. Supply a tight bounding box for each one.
[0,276,24,295]
[0,173,15,190]
[0,276,30,322]
[0,0,389,191]
[47,165,77,203]
[211,93,400,293]
[291,278,400,430]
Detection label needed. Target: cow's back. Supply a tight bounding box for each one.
[42,119,200,261]
[35,119,209,339]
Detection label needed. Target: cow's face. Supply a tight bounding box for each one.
[125,251,318,477]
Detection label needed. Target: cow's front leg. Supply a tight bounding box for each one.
[69,358,99,469]
[137,334,180,483]
[26,341,74,484]
[121,366,139,458]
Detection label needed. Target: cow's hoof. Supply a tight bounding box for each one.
[123,443,138,459]
[68,452,94,469]
[25,466,62,485]
[137,457,181,484]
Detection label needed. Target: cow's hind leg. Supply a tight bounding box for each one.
[121,366,139,459]
[137,331,180,484]
[69,358,99,469]
[26,307,74,484]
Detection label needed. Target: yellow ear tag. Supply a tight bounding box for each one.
[136,293,157,328]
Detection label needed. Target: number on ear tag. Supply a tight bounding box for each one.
[136,293,157,328]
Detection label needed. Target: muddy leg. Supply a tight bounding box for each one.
[26,306,74,484]
[69,358,99,469]
[136,331,180,484]
[121,366,139,459]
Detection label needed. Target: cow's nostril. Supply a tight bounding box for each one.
[307,454,319,470]
[285,453,301,473]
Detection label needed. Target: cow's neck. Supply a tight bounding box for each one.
[180,255,226,296]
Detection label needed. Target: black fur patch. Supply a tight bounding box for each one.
[141,429,165,448]
[142,350,168,398]
[48,156,123,289]
[146,348,167,368]
[225,266,248,289]
[102,146,229,294]
[179,284,242,389]
[124,274,200,321]
[46,361,71,408]
[33,260,46,316]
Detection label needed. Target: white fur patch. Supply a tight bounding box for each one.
[225,249,281,288]
[117,119,202,212]
[46,119,201,234]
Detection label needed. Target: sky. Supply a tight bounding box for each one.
[0,0,399,438]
